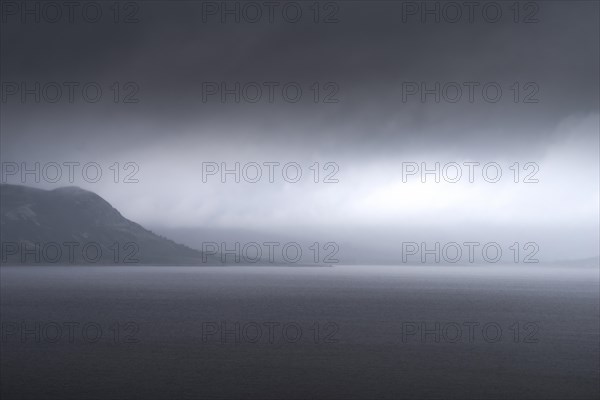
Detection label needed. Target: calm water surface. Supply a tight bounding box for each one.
[1,265,598,399]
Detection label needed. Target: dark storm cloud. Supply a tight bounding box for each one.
[2,1,598,157]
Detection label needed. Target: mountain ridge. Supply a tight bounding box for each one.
[0,184,220,265]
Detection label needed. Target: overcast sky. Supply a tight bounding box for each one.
[1,1,598,261]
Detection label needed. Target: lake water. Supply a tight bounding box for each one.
[1,265,598,399]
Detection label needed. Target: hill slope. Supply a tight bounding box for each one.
[0,184,218,265]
